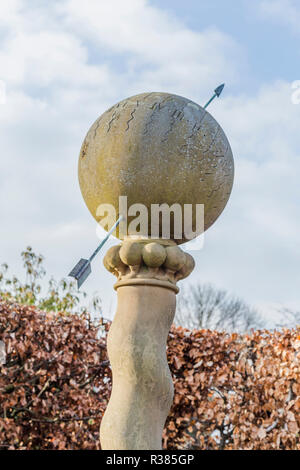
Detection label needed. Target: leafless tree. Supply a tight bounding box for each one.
[273,308,300,329]
[175,283,263,333]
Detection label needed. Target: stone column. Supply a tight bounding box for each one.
[100,239,195,450]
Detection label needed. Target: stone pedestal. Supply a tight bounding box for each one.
[100,239,194,450]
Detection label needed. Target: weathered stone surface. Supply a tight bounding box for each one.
[142,242,166,268]
[100,285,176,450]
[100,239,195,450]
[78,92,234,243]
[103,239,195,293]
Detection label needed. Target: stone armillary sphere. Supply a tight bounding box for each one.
[78,92,234,450]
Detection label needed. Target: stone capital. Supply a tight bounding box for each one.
[103,238,195,294]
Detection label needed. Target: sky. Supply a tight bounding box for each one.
[0,0,300,323]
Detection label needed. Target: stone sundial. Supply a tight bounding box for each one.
[77,91,234,450]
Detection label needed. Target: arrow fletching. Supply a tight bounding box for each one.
[69,258,91,289]
[68,215,123,289]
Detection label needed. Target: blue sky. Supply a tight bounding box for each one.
[151,0,299,89]
[0,0,299,324]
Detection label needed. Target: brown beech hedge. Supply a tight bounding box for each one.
[0,300,299,450]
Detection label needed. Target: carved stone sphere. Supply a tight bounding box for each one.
[78,92,234,244]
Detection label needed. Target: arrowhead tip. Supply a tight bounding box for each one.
[215,83,225,97]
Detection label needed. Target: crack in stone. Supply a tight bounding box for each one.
[125,108,136,131]
[107,104,120,133]
[203,127,221,154]
[143,96,177,136]
[143,93,153,100]
[161,109,184,143]
[93,117,103,138]
[157,96,174,109]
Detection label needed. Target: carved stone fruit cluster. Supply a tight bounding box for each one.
[103,240,195,293]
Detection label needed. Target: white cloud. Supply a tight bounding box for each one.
[60,0,234,63]
[58,0,243,96]
[259,0,300,33]
[0,0,299,323]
